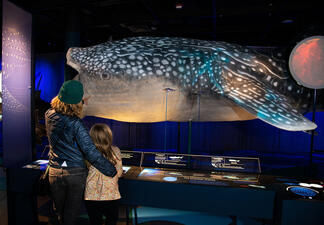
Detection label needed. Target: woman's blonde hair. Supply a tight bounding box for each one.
[51,96,83,118]
[89,123,118,165]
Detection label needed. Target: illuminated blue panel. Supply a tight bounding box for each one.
[2,0,32,167]
[289,187,318,197]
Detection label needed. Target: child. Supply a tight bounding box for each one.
[85,123,123,225]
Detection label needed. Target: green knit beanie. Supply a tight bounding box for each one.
[58,80,84,104]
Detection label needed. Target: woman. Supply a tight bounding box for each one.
[45,80,117,225]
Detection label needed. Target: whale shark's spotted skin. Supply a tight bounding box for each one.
[67,37,316,131]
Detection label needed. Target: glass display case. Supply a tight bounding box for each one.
[19,150,324,200]
[121,150,261,173]
[120,150,264,188]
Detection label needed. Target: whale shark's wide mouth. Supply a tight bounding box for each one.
[66,47,82,73]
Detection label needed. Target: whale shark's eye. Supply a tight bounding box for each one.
[101,73,111,80]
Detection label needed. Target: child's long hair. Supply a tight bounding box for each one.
[89,123,118,165]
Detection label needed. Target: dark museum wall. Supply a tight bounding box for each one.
[81,113,324,155]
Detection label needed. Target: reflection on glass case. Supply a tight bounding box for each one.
[121,150,261,173]
[120,151,143,166]
[137,167,259,186]
[122,166,131,174]
[23,159,49,170]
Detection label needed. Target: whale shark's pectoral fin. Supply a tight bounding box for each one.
[224,78,316,131]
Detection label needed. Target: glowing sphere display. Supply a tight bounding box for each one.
[289,36,324,89]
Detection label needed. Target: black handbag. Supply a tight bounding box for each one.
[38,165,50,196]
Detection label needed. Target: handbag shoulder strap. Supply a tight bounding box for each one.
[41,165,50,178]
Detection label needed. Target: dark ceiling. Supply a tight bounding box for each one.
[9,0,324,56]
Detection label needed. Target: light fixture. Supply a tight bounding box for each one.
[175,1,183,9]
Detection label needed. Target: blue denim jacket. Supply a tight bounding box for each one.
[45,109,117,177]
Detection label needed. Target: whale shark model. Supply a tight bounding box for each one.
[67,36,316,131]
